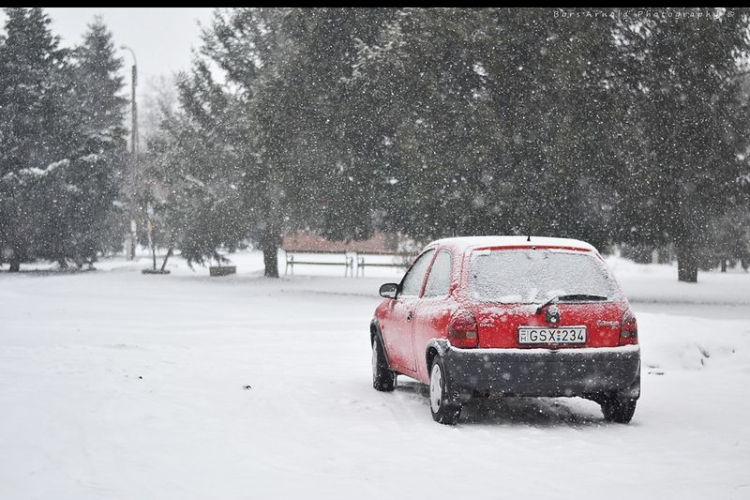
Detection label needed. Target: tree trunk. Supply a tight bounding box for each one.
[677,241,698,283]
[262,224,281,278]
[9,257,20,272]
[129,220,137,260]
[160,247,173,272]
[263,244,279,278]
[129,232,136,260]
[720,260,727,273]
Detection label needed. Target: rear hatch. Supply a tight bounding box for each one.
[465,247,625,349]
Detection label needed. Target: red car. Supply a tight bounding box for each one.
[370,236,640,425]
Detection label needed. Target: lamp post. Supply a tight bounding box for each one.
[121,45,138,260]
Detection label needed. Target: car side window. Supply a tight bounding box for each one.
[399,249,436,298]
[423,250,452,298]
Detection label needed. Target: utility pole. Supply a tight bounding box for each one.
[121,45,138,260]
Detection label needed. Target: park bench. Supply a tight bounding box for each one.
[284,250,355,277]
[356,251,416,277]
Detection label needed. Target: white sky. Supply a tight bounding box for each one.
[45,8,216,85]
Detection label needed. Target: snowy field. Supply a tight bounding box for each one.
[1,250,749,500]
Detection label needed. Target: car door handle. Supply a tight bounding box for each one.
[406,312,413,322]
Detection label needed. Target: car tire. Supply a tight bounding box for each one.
[372,336,396,392]
[600,394,637,423]
[429,357,462,425]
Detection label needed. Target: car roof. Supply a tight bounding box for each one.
[426,236,598,254]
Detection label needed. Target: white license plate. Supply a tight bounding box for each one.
[518,326,587,345]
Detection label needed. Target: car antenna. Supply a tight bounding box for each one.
[527,234,531,242]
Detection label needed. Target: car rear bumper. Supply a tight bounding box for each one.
[436,342,641,399]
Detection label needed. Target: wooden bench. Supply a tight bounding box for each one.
[284,250,355,277]
[356,251,416,277]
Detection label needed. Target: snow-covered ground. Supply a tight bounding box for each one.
[1,251,749,499]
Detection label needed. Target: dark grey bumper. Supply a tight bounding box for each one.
[436,342,641,399]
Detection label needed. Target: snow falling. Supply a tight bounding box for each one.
[1,7,749,500]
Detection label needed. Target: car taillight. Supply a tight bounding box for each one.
[449,309,478,348]
[620,308,638,345]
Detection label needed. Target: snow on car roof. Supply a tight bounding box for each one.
[427,236,598,253]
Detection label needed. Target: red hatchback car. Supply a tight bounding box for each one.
[370,236,640,425]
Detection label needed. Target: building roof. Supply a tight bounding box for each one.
[282,230,403,253]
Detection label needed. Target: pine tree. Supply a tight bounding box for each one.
[66,16,128,266]
[611,8,749,282]
[0,8,75,271]
[75,17,127,134]
[0,10,128,271]
[347,9,620,247]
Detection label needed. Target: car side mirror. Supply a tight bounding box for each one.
[379,283,399,299]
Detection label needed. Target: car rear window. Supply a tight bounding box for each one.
[470,249,619,303]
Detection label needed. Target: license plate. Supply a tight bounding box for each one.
[518,326,587,345]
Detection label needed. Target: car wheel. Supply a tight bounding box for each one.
[600,394,637,423]
[429,357,462,425]
[372,337,396,392]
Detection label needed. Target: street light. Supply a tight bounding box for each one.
[121,45,138,260]
[120,45,138,158]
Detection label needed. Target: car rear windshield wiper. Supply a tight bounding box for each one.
[535,294,609,315]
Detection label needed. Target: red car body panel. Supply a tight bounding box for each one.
[378,297,419,374]
[411,295,458,383]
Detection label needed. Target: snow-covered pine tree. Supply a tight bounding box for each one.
[0,10,128,271]
[0,8,76,271]
[74,17,127,135]
[66,16,128,266]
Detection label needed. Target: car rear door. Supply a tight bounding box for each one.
[466,248,625,349]
[380,249,435,374]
